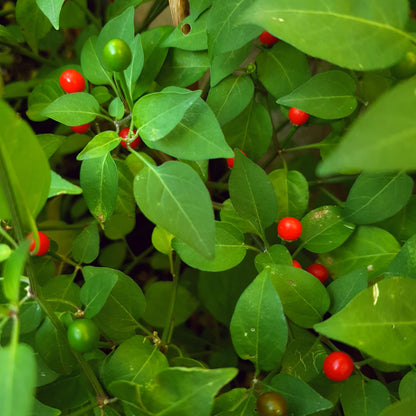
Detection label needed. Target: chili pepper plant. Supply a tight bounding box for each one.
[0,1,416,415]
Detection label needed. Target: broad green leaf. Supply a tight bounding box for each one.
[229,151,277,241]
[207,75,254,125]
[40,275,81,313]
[0,344,36,416]
[36,0,65,29]
[223,99,273,161]
[108,97,124,120]
[240,0,410,71]
[27,79,63,122]
[91,86,112,104]
[281,334,327,382]
[133,160,215,259]
[31,399,60,416]
[3,241,28,303]
[301,206,355,253]
[142,281,198,328]
[198,254,257,325]
[145,97,233,160]
[230,269,288,371]
[152,226,174,255]
[327,268,368,314]
[343,172,413,224]
[141,367,238,416]
[133,88,201,142]
[341,376,391,416]
[41,93,100,126]
[102,335,169,393]
[48,171,82,198]
[254,244,292,273]
[207,0,262,55]
[35,317,76,374]
[83,266,146,342]
[76,131,120,160]
[256,42,311,99]
[16,0,51,53]
[219,199,259,236]
[399,370,416,401]
[80,36,113,86]
[37,134,64,159]
[314,276,416,364]
[0,244,12,263]
[269,169,309,221]
[80,268,118,319]
[162,10,208,51]
[173,222,246,272]
[319,226,400,279]
[385,233,416,280]
[266,373,333,416]
[0,100,51,221]
[72,222,100,264]
[277,71,357,119]
[80,153,118,223]
[318,77,416,175]
[134,26,172,99]
[156,48,209,87]
[379,399,416,416]
[125,34,144,94]
[210,42,252,87]
[269,264,330,328]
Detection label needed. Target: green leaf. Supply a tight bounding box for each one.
[145,97,233,160]
[314,276,416,365]
[133,88,201,142]
[102,335,169,393]
[156,48,209,88]
[207,0,261,55]
[0,343,36,416]
[210,42,252,87]
[223,99,273,161]
[399,370,416,401]
[229,151,277,241]
[125,34,144,94]
[301,206,355,253]
[80,267,118,319]
[254,244,292,273]
[277,71,357,119]
[219,199,259,236]
[48,171,82,198]
[162,10,208,51]
[240,0,410,71]
[27,79,63,122]
[133,160,215,259]
[72,222,100,264]
[35,0,65,29]
[108,97,124,120]
[266,373,334,416]
[0,244,12,263]
[142,281,198,328]
[41,92,100,126]
[386,233,416,279]
[40,275,81,313]
[341,376,391,416]
[0,100,51,222]
[173,222,246,272]
[77,131,120,161]
[80,153,118,223]
[319,226,401,279]
[256,42,311,99]
[343,172,413,224]
[318,77,416,175]
[81,36,113,86]
[269,169,309,222]
[83,266,146,342]
[198,254,257,326]
[31,399,60,416]
[140,367,238,416]
[379,399,416,416]
[35,317,76,374]
[207,75,254,125]
[3,241,28,303]
[230,269,288,371]
[269,264,330,328]
[327,268,368,314]
[16,0,51,53]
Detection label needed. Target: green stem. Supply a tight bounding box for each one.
[162,253,181,345]
[243,244,262,253]
[280,125,297,149]
[116,71,133,112]
[319,187,345,207]
[135,321,154,338]
[123,245,154,274]
[283,142,333,152]
[206,181,229,191]
[0,40,58,67]
[0,225,17,247]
